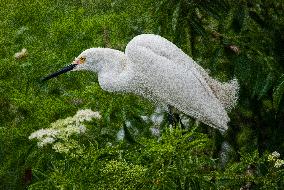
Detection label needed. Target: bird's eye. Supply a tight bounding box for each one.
[79,57,86,63]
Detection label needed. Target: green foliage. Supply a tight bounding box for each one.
[27,126,216,189]
[216,150,284,189]
[26,125,284,189]
[273,74,284,110]
[1,0,284,189]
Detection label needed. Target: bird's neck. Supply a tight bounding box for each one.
[96,49,131,92]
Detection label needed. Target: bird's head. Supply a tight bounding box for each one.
[41,48,100,82]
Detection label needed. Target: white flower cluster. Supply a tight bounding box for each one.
[275,159,284,168]
[29,109,101,150]
[51,109,101,128]
[268,151,284,168]
[28,128,59,147]
[75,109,102,121]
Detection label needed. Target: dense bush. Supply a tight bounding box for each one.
[0,0,283,189]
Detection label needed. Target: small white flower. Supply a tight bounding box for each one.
[37,137,55,147]
[140,115,149,122]
[274,159,284,168]
[63,125,81,136]
[51,117,75,128]
[61,125,86,136]
[74,109,102,122]
[268,151,281,162]
[52,142,69,154]
[93,111,102,119]
[272,151,280,158]
[29,128,59,140]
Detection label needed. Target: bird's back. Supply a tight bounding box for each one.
[125,34,231,131]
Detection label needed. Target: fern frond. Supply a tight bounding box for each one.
[273,74,284,111]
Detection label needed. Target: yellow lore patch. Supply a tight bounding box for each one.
[79,57,86,64]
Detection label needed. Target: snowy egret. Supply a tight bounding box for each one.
[42,34,238,132]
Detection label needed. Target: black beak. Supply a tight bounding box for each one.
[41,64,77,82]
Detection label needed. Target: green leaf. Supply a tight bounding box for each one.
[257,71,274,99]
[189,177,201,190]
[210,47,223,73]
[123,123,137,145]
[273,74,284,111]
[189,18,207,37]
[171,2,181,33]
[231,4,246,33]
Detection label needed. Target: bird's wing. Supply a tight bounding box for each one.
[126,34,239,111]
[125,43,229,131]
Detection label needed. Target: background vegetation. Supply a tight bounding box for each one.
[0,0,283,189]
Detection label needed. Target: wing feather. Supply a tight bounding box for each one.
[125,44,229,131]
[127,34,239,111]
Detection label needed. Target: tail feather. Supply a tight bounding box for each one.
[191,60,239,112]
[193,62,239,111]
[207,78,239,111]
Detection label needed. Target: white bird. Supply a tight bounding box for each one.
[42,34,239,132]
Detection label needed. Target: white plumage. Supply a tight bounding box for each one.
[44,34,239,132]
